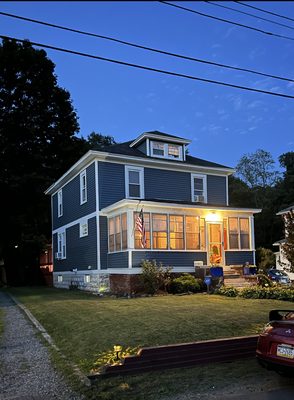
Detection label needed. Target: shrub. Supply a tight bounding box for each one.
[256,273,273,287]
[215,285,294,301]
[168,274,203,294]
[91,345,139,373]
[140,260,172,295]
[256,247,276,273]
[215,286,238,297]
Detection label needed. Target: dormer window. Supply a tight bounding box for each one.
[151,141,183,161]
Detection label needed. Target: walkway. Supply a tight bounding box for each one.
[0,290,82,400]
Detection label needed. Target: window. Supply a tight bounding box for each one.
[80,170,87,204]
[57,275,63,283]
[57,230,66,259]
[134,212,151,249]
[125,166,144,199]
[169,215,184,250]
[108,213,127,252]
[191,174,207,203]
[186,216,206,250]
[228,217,250,250]
[57,190,63,217]
[84,275,91,283]
[80,220,88,237]
[152,214,168,249]
[150,141,183,160]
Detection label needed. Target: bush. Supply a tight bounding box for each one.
[256,273,273,287]
[215,286,238,297]
[256,247,276,273]
[215,285,294,301]
[168,274,203,294]
[140,260,172,295]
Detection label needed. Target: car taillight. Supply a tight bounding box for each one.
[261,323,274,334]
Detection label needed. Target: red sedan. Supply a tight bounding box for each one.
[256,310,294,374]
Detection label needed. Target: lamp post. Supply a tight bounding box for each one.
[114,345,122,361]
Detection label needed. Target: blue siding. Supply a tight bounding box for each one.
[137,141,147,155]
[99,216,108,270]
[53,217,97,272]
[108,252,128,269]
[207,175,227,205]
[98,162,125,209]
[145,168,191,201]
[132,251,207,268]
[52,163,96,229]
[225,251,254,265]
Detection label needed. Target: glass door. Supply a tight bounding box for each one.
[208,223,223,265]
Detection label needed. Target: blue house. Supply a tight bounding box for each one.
[45,131,260,293]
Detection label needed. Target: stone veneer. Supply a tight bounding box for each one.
[53,272,110,294]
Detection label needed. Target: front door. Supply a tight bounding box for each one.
[208,223,223,265]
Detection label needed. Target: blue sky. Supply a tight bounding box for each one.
[1,1,294,169]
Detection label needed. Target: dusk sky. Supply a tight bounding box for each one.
[1,1,294,169]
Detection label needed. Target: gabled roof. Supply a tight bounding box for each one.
[129,130,191,147]
[99,140,232,170]
[277,204,294,215]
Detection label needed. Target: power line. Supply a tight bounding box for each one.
[1,35,294,100]
[205,1,294,31]
[235,1,294,24]
[0,10,293,84]
[159,1,294,42]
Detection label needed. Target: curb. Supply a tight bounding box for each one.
[7,292,91,388]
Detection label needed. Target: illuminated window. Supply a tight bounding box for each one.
[229,218,239,249]
[84,275,91,283]
[168,144,180,158]
[115,215,121,252]
[57,275,63,283]
[186,216,206,250]
[228,217,250,250]
[108,213,128,252]
[121,213,128,250]
[152,214,168,249]
[169,215,184,249]
[151,141,183,160]
[240,218,250,249]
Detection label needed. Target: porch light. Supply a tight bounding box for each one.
[206,212,221,222]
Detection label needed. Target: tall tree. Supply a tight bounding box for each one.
[0,38,87,284]
[86,131,116,150]
[280,209,294,272]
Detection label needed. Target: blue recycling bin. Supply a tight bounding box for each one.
[210,266,223,278]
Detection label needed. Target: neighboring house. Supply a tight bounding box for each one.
[45,131,261,293]
[273,204,294,281]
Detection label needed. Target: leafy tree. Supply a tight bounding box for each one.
[281,209,294,272]
[86,131,116,150]
[0,38,87,284]
[256,247,276,273]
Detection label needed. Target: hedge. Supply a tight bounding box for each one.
[215,286,294,301]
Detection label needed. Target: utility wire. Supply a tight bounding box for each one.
[159,1,294,42]
[235,1,294,24]
[205,1,294,31]
[1,35,294,100]
[0,10,293,84]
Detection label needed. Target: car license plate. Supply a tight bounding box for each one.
[277,344,294,359]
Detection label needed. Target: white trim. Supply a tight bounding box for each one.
[57,230,66,259]
[95,161,101,270]
[207,221,224,266]
[225,249,256,252]
[129,132,191,148]
[250,216,255,254]
[125,165,144,199]
[102,267,196,274]
[80,169,87,205]
[52,212,97,234]
[131,249,206,252]
[146,138,150,156]
[226,175,229,206]
[45,151,234,196]
[183,145,186,161]
[53,270,101,276]
[191,173,207,203]
[128,250,132,269]
[57,190,63,217]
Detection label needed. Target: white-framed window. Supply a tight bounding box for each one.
[191,174,207,203]
[84,274,91,283]
[108,213,128,253]
[227,217,250,250]
[57,230,66,259]
[57,275,63,283]
[125,166,144,199]
[150,141,183,160]
[80,220,88,237]
[57,190,63,217]
[80,170,87,204]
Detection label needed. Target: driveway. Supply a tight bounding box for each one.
[0,290,82,400]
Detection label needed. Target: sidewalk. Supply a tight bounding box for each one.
[0,290,82,400]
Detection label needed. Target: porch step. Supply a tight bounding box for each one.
[223,277,250,288]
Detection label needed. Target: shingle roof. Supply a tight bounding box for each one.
[98,140,232,170]
[277,205,294,215]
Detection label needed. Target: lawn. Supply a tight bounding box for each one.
[6,287,294,400]
[0,307,4,339]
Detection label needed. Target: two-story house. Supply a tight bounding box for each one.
[45,131,260,293]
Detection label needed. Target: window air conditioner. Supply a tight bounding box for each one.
[195,195,205,203]
[55,252,62,259]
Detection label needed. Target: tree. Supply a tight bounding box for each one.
[86,131,116,150]
[281,210,294,272]
[0,38,87,284]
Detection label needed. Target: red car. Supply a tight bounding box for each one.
[256,310,294,374]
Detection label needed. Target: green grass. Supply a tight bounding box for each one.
[6,287,294,400]
[0,307,4,339]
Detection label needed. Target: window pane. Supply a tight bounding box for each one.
[134,212,150,249]
[121,213,127,250]
[240,234,250,249]
[240,218,249,234]
[240,218,250,249]
[169,215,184,249]
[229,218,239,249]
[129,184,140,198]
[115,216,121,251]
[152,214,167,249]
[194,178,203,191]
[152,142,164,156]
[223,219,228,250]
[229,234,239,249]
[200,218,206,250]
[168,145,180,157]
[186,216,199,250]
[129,170,140,184]
[108,218,115,252]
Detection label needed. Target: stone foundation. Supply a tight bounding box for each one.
[53,272,110,294]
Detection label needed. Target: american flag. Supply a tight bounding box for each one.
[135,209,146,248]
